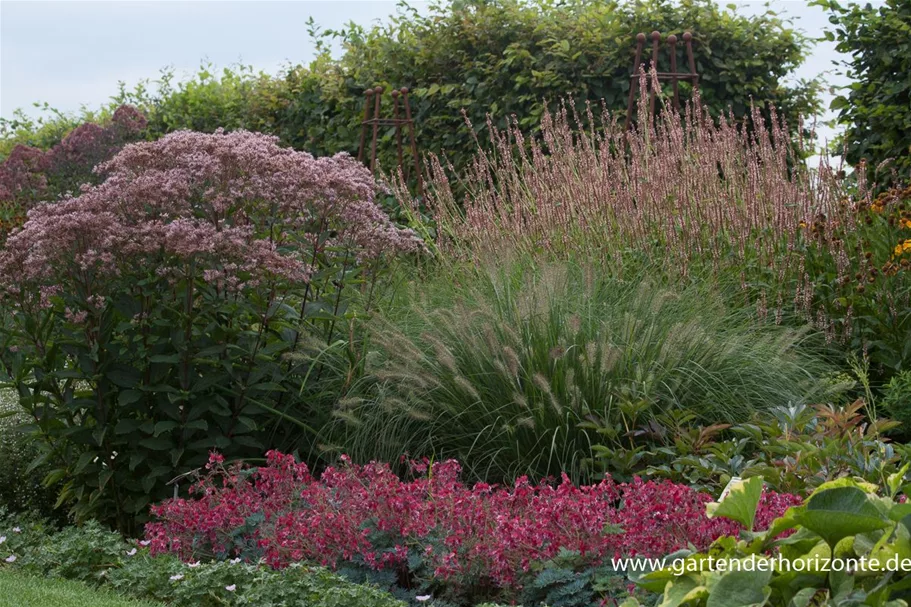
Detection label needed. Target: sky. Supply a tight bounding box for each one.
[0,0,881,152]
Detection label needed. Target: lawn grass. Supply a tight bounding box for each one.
[0,569,163,607]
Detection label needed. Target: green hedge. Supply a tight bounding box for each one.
[814,0,911,187]
[5,0,818,178]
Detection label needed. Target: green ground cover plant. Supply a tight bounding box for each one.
[637,400,909,494]
[0,513,405,607]
[628,473,911,606]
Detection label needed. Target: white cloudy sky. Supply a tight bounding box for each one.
[0,0,881,150]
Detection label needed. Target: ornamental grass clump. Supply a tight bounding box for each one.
[0,129,422,532]
[328,259,837,484]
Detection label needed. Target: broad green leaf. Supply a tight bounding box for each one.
[705,567,772,607]
[659,576,707,607]
[787,587,823,607]
[809,477,879,496]
[138,436,173,451]
[794,486,890,547]
[153,420,179,436]
[706,476,763,531]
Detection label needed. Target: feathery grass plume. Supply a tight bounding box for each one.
[398,84,871,340]
[328,257,840,483]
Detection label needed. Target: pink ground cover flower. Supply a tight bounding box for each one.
[145,451,801,593]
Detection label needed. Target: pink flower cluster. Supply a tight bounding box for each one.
[0,144,49,203]
[0,128,423,301]
[0,104,148,205]
[146,452,801,592]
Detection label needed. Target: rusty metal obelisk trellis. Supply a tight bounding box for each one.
[624,31,700,131]
[357,86,423,197]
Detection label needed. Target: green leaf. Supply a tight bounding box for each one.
[705,567,772,607]
[114,419,142,434]
[106,368,140,388]
[794,486,890,547]
[150,354,181,363]
[153,421,179,436]
[118,389,143,406]
[787,587,822,607]
[659,575,707,607]
[706,477,763,531]
[138,436,174,451]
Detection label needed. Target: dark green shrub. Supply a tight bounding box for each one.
[0,130,420,533]
[0,391,60,521]
[313,0,818,172]
[814,0,911,188]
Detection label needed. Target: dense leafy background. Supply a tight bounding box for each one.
[814,0,911,187]
[3,0,819,178]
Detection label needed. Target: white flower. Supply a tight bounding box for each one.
[126,548,137,556]
[169,573,184,581]
[0,536,6,545]
[415,596,432,602]
[5,555,16,563]
[139,540,151,547]
[12,527,21,534]
[229,557,241,565]
[187,561,201,568]
[225,584,236,592]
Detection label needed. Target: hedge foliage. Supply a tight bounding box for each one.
[814,0,911,187]
[4,0,819,177]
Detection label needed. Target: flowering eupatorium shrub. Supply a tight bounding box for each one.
[2,129,420,290]
[0,130,422,533]
[0,105,147,239]
[146,452,801,600]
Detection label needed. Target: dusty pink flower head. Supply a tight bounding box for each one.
[0,144,49,200]
[0,129,422,299]
[111,104,148,134]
